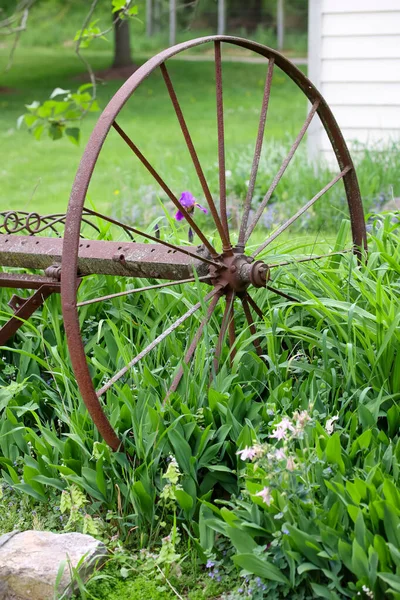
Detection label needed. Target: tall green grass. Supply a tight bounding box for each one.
[1,214,399,596]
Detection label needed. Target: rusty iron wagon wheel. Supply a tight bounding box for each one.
[61,35,367,452]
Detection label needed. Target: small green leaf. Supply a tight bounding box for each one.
[50,87,70,99]
[325,432,345,474]
[65,127,80,145]
[175,488,193,513]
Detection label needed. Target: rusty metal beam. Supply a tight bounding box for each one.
[0,285,57,345]
[0,272,61,289]
[0,234,208,280]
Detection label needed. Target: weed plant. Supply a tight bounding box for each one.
[0,213,399,598]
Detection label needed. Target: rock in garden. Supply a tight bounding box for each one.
[0,530,107,600]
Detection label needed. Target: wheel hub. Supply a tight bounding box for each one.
[209,252,270,293]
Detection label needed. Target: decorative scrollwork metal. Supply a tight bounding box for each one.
[0,210,134,239]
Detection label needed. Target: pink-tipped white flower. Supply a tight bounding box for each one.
[255,486,273,506]
[286,456,296,471]
[236,446,257,460]
[236,444,264,461]
[270,427,287,441]
[278,417,295,432]
[275,448,286,461]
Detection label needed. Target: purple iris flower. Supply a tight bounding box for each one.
[174,191,208,221]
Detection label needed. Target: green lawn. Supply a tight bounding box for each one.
[1,46,306,217]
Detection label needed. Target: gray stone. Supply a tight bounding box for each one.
[0,530,107,600]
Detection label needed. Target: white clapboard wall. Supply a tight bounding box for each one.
[307,0,400,164]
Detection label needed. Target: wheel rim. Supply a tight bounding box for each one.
[61,35,367,451]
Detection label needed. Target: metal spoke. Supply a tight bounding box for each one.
[241,294,264,358]
[212,290,235,374]
[246,293,264,321]
[160,62,232,254]
[214,41,230,242]
[252,166,351,259]
[77,276,211,307]
[245,98,320,243]
[83,208,221,269]
[96,286,223,397]
[112,121,217,258]
[164,290,222,401]
[238,58,274,249]
[227,295,236,362]
[266,284,299,303]
[268,249,353,268]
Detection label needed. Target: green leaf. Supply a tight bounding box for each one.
[378,573,400,592]
[65,127,80,146]
[95,457,107,498]
[50,87,70,98]
[233,554,290,584]
[311,583,341,599]
[112,0,128,12]
[48,123,64,141]
[226,528,257,553]
[384,504,400,547]
[175,488,193,513]
[167,429,195,479]
[297,562,320,574]
[199,504,214,551]
[131,481,153,522]
[325,433,345,474]
[351,539,369,580]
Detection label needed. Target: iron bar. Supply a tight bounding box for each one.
[245,98,320,243]
[77,276,210,307]
[252,166,351,258]
[0,235,211,280]
[266,284,298,302]
[160,62,232,254]
[212,289,235,374]
[97,286,223,397]
[227,293,236,362]
[268,249,353,268]
[214,41,230,243]
[241,294,263,358]
[0,272,61,290]
[112,121,218,258]
[0,285,56,345]
[164,290,221,400]
[238,58,274,249]
[245,292,264,320]
[83,208,221,269]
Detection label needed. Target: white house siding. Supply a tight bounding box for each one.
[307,0,400,164]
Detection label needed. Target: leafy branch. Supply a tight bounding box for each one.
[6,0,139,144]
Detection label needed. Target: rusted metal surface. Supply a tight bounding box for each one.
[238,57,274,251]
[0,234,209,279]
[214,41,230,244]
[0,209,136,238]
[0,285,58,345]
[77,276,211,307]
[111,121,218,258]
[164,290,222,400]
[251,166,351,258]
[245,99,321,244]
[159,62,232,254]
[96,286,223,398]
[0,35,367,452]
[0,272,61,289]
